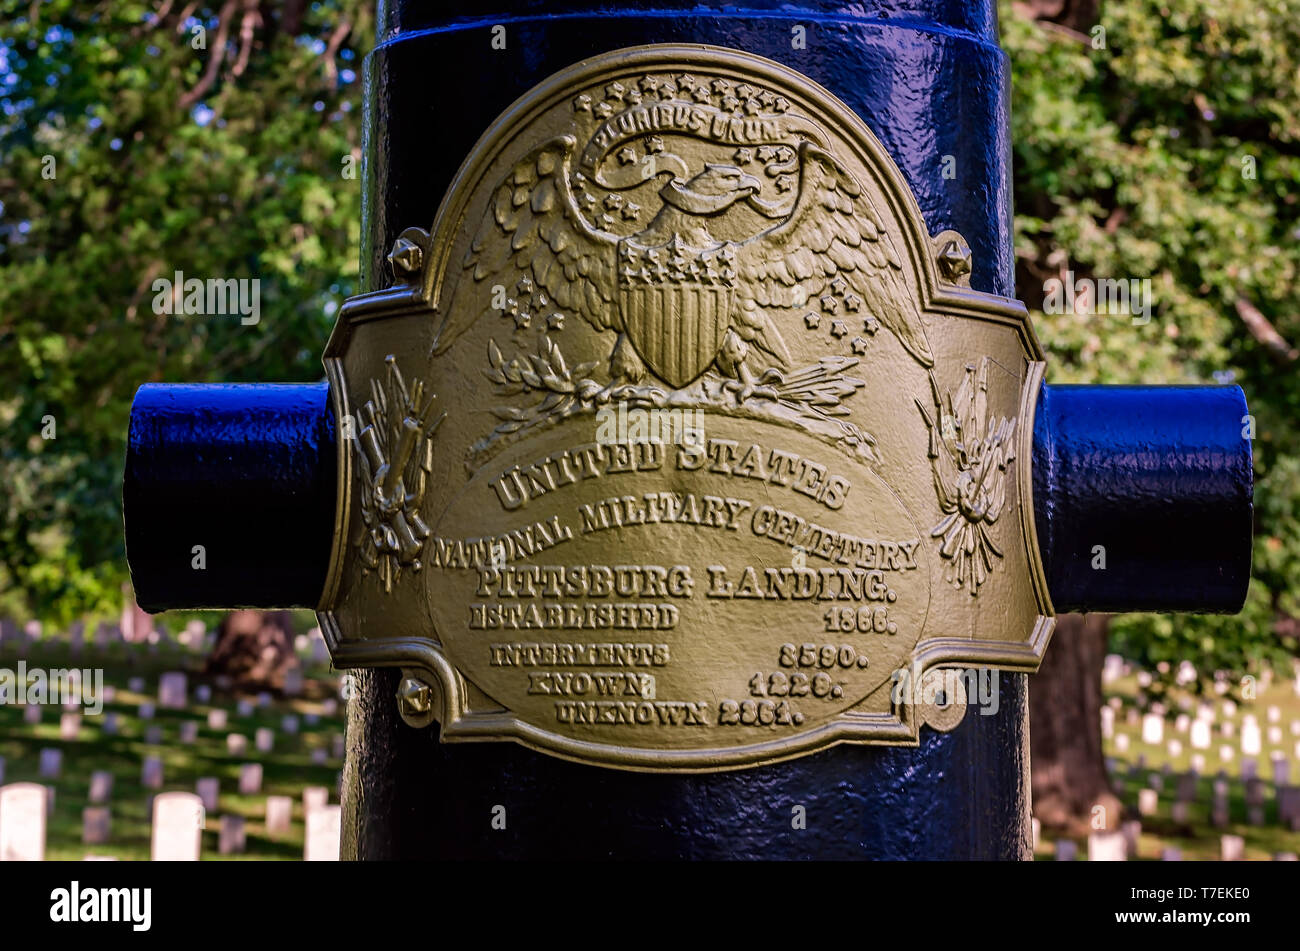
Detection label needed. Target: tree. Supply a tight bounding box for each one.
[1003,0,1300,829]
[0,2,370,640]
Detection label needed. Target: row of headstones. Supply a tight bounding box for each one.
[1105,706,1300,767]
[32,722,344,773]
[32,743,343,794]
[1032,817,1299,862]
[1126,766,1300,831]
[2,618,332,663]
[0,782,341,861]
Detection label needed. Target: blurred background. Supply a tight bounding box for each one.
[0,0,1297,859]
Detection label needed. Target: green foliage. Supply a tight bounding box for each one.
[0,2,371,622]
[1002,0,1300,684]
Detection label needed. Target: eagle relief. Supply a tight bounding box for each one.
[320,45,1051,770]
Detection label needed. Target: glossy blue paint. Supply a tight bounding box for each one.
[119,1,1254,860]
[1033,383,1253,614]
[341,0,1031,861]
[123,383,336,612]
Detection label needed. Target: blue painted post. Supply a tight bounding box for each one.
[122,0,1252,859]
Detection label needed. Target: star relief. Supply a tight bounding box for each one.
[546,312,565,331]
[572,94,592,113]
[594,101,614,119]
[721,95,741,112]
[830,320,848,339]
[775,174,797,193]
[804,312,821,330]
[850,336,869,355]
[733,147,755,164]
[605,82,625,101]
[620,201,641,221]
[638,74,659,95]
[644,135,665,154]
[691,84,712,103]
[617,146,638,166]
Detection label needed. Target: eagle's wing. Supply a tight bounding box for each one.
[736,141,934,368]
[432,135,619,355]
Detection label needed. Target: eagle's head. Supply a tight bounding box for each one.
[659,164,762,216]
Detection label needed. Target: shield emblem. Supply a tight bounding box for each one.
[619,281,734,388]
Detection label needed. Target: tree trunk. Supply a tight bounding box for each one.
[1029,613,1120,833]
[203,609,300,692]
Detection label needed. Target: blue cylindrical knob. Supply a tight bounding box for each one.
[123,382,337,611]
[1032,383,1253,614]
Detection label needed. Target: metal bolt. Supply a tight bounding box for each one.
[398,677,432,716]
[938,240,972,282]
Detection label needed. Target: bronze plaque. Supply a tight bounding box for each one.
[318,45,1052,771]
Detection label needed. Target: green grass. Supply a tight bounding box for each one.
[0,638,344,861]
[1034,671,1300,861]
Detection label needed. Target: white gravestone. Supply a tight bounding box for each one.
[196,777,219,812]
[303,786,329,813]
[1190,720,1211,750]
[255,728,274,753]
[0,783,47,861]
[141,756,164,790]
[304,804,341,861]
[218,815,246,855]
[1241,720,1262,756]
[1220,835,1245,861]
[158,672,187,710]
[1088,831,1127,861]
[59,712,82,740]
[150,792,203,861]
[238,763,262,795]
[1137,789,1158,816]
[227,734,248,756]
[179,721,198,744]
[89,771,113,804]
[38,748,61,779]
[266,795,292,836]
[208,709,228,730]
[22,705,40,726]
[82,807,110,845]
